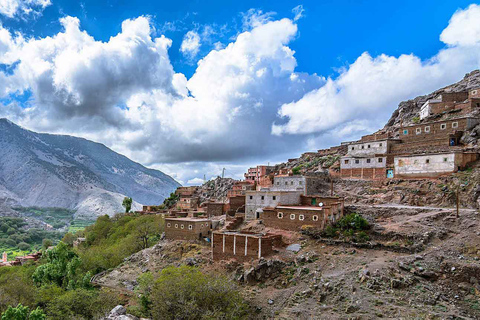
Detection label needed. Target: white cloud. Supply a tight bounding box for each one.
[440,4,480,46]
[272,4,480,136]
[186,177,205,185]
[180,30,201,58]
[292,5,304,22]
[0,0,51,18]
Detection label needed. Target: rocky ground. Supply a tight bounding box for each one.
[94,204,480,319]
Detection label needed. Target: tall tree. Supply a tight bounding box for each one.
[122,197,133,213]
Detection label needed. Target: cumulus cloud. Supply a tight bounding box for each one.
[272,4,480,136]
[1,4,480,184]
[292,5,304,22]
[180,30,201,58]
[0,0,51,18]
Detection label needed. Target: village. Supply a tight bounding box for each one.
[127,85,480,264]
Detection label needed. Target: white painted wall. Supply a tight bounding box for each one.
[394,153,456,176]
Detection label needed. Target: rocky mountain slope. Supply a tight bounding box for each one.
[0,119,180,219]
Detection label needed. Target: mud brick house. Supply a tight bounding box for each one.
[204,202,224,217]
[177,196,199,211]
[394,117,480,153]
[300,195,345,213]
[227,180,254,197]
[165,217,212,241]
[245,190,302,221]
[340,136,400,180]
[225,195,246,216]
[212,231,282,262]
[419,90,480,120]
[271,175,328,195]
[244,165,275,185]
[175,186,198,197]
[394,151,478,178]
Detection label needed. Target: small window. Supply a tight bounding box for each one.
[167,223,171,228]
[425,126,430,133]
[355,159,360,164]
[261,196,265,200]
[403,129,408,135]
[351,147,355,150]
[367,144,371,148]
[366,159,371,163]
[290,214,295,220]
[361,145,364,149]
[299,215,305,221]
[276,182,279,185]
[181,224,184,229]
[472,90,478,95]
[344,160,349,164]
[440,123,446,130]
[416,128,422,134]
[312,215,318,221]
[378,158,383,163]
[272,196,276,200]
[290,181,294,185]
[277,212,283,219]
[285,182,288,185]
[188,225,193,230]
[249,196,253,200]
[379,143,383,147]
[299,181,303,185]
[426,159,430,164]
[452,122,458,128]
[443,158,448,162]
[175,224,178,228]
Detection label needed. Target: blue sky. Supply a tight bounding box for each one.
[0,1,480,184]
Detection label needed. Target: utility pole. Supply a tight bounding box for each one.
[222,168,226,179]
[203,174,206,183]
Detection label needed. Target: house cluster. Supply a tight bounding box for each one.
[339,88,480,179]
[140,168,344,263]
[0,251,41,268]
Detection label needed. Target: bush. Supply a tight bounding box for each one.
[336,213,369,231]
[323,225,338,238]
[17,242,30,251]
[1,304,45,320]
[150,266,251,320]
[355,231,370,243]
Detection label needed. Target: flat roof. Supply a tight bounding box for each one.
[401,116,479,128]
[165,217,211,222]
[276,205,331,211]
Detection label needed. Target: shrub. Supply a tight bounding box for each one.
[150,266,251,320]
[323,225,338,238]
[1,304,46,320]
[355,231,370,243]
[336,213,369,231]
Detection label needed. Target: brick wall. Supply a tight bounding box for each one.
[340,167,387,180]
[206,203,224,216]
[212,232,280,262]
[165,219,211,240]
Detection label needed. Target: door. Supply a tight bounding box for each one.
[387,169,394,179]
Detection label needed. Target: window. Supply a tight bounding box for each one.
[403,129,408,135]
[299,181,303,185]
[366,159,371,163]
[440,123,447,130]
[367,144,371,148]
[277,212,283,219]
[425,126,430,133]
[312,215,319,221]
[167,223,171,228]
[452,122,458,128]
[261,196,265,200]
[379,143,383,147]
[285,182,288,185]
[443,158,448,162]
[276,182,279,185]
[272,196,276,200]
[249,196,253,200]
[416,128,422,134]
[290,214,295,220]
[299,215,305,221]
[188,225,193,230]
[361,145,365,149]
[351,147,355,150]
[291,181,294,185]
[426,159,430,164]
[472,90,478,95]
[355,159,360,164]
[344,160,349,164]
[180,224,184,229]
[175,224,178,228]
[378,158,383,163]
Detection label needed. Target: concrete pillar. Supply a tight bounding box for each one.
[233,235,236,255]
[258,237,262,259]
[222,234,225,253]
[245,236,248,256]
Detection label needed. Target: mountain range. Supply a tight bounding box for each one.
[0,119,180,220]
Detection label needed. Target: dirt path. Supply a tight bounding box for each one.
[350,203,477,212]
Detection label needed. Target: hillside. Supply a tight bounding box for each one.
[0,119,180,219]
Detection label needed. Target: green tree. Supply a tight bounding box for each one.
[1,304,45,320]
[41,239,52,251]
[122,197,133,213]
[32,242,90,290]
[17,243,30,251]
[150,266,250,320]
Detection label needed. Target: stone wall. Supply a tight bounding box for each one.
[261,207,336,231]
[205,202,224,216]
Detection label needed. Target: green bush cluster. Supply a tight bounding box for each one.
[133,266,251,320]
[322,213,370,242]
[162,192,180,209]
